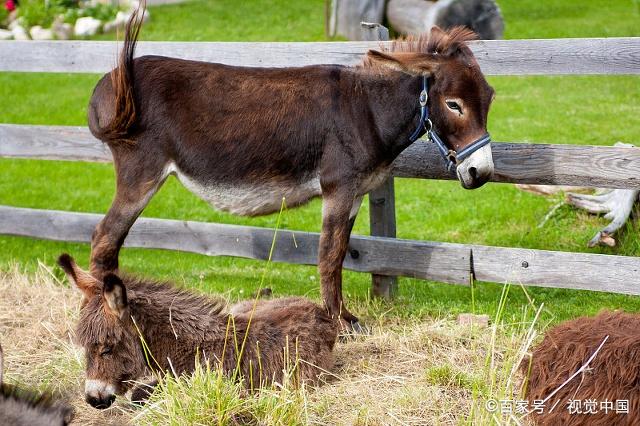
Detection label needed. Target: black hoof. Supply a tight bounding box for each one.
[338,319,370,341]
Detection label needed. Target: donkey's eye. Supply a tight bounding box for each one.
[101,346,112,356]
[446,101,463,113]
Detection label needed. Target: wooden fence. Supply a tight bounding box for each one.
[1,36,640,296]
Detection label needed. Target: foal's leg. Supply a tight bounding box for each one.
[319,188,360,330]
[90,158,167,277]
[130,378,159,406]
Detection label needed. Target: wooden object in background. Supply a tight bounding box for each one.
[387,0,504,39]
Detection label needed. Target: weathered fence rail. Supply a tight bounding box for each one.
[2,124,640,189]
[2,205,639,294]
[1,38,639,75]
[1,36,640,294]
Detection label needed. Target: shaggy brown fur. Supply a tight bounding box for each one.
[0,343,74,425]
[524,311,640,425]
[87,2,495,332]
[57,254,337,409]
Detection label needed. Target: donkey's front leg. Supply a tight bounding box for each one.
[130,378,159,406]
[319,189,360,331]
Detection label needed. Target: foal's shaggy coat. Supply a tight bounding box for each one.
[58,254,337,409]
[524,311,640,425]
[0,343,74,425]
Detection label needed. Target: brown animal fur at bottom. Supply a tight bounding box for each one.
[523,310,640,425]
[57,254,337,409]
[0,343,74,425]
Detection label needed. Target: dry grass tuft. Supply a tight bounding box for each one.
[1,266,535,425]
[310,320,488,425]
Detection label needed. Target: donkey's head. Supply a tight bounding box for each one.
[366,26,495,189]
[58,254,146,410]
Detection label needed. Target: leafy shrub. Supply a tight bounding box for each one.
[18,0,55,28]
[80,2,118,22]
[0,6,8,28]
[16,0,119,29]
[50,0,80,7]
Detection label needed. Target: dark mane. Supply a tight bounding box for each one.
[361,26,478,68]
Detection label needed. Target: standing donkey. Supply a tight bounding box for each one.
[88,7,495,331]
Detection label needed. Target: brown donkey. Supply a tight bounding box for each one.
[58,254,337,409]
[88,7,495,330]
[0,343,74,425]
[523,311,640,425]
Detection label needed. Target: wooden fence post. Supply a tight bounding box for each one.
[361,22,398,299]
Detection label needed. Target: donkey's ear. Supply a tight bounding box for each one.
[366,50,408,73]
[57,253,99,299]
[103,273,128,319]
[366,50,439,76]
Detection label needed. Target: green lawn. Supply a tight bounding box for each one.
[1,0,639,326]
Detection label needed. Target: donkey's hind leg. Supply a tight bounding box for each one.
[90,157,168,277]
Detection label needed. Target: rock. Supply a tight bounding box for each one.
[102,20,119,33]
[0,29,13,40]
[52,20,73,40]
[8,18,22,30]
[74,16,102,37]
[457,313,490,328]
[30,25,54,40]
[130,2,151,22]
[103,10,129,33]
[11,25,29,40]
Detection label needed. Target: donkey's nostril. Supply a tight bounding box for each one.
[86,394,115,409]
[468,167,478,180]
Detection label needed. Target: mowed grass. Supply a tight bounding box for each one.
[1,0,640,328]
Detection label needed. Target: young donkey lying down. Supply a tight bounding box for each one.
[57,254,337,409]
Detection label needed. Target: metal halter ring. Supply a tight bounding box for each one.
[447,150,458,165]
[419,89,428,107]
[425,118,433,132]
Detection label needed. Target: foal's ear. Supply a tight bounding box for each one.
[103,273,128,320]
[366,50,439,76]
[57,253,99,299]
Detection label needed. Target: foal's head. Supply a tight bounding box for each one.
[366,26,495,189]
[58,254,146,409]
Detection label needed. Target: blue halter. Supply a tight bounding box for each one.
[409,76,491,172]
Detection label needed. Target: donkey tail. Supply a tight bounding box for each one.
[91,1,146,144]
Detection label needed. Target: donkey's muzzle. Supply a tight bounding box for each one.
[456,143,494,189]
[86,393,116,409]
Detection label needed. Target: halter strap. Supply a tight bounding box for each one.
[408,76,492,172]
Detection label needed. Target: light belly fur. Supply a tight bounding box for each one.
[167,163,392,217]
[169,163,322,216]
